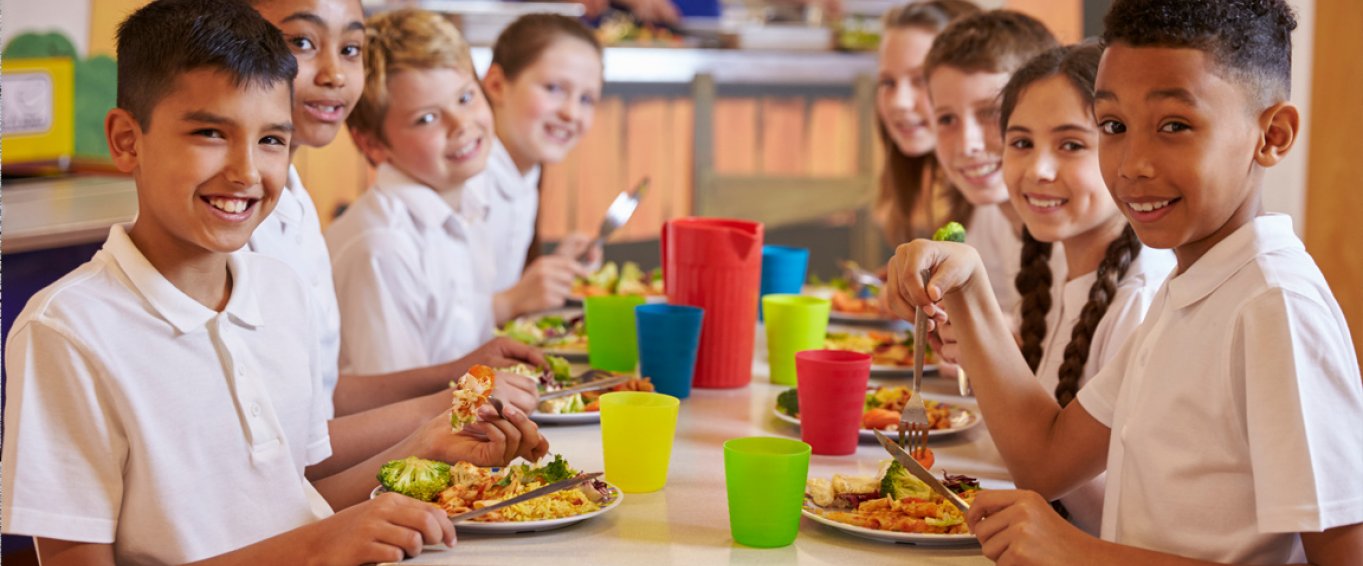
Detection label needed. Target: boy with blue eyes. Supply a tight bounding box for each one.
[1,1,465,563]
[327,8,501,374]
[887,0,1363,564]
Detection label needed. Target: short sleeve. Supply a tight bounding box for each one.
[1,320,126,542]
[1091,284,1159,371]
[1076,332,1139,429]
[330,234,432,375]
[1239,289,1363,533]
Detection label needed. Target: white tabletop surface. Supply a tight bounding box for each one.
[394,330,1007,565]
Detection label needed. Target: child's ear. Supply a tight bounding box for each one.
[105,108,142,173]
[1255,101,1300,168]
[348,126,387,167]
[482,63,507,106]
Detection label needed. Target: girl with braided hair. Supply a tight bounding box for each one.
[999,41,1174,536]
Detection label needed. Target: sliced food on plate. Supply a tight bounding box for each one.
[774,386,978,437]
[572,261,663,299]
[499,358,656,418]
[375,454,620,530]
[497,311,587,355]
[824,328,936,368]
[804,463,982,541]
[450,365,495,432]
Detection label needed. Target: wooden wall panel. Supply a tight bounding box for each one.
[759,98,808,175]
[1305,0,1363,357]
[624,98,668,241]
[807,98,857,177]
[713,99,759,174]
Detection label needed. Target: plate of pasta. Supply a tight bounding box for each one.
[372,455,622,534]
[531,377,657,425]
[801,467,982,546]
[824,326,937,376]
[496,309,588,362]
[773,386,980,440]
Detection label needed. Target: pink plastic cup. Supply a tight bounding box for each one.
[795,350,872,455]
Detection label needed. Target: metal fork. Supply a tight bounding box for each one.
[898,269,932,459]
[582,177,649,263]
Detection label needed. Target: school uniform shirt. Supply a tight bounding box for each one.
[249,165,342,416]
[1034,246,1176,536]
[965,204,1066,325]
[326,163,497,375]
[1076,214,1363,563]
[1,225,333,566]
[480,137,541,292]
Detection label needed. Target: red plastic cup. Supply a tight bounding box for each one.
[795,350,872,455]
[661,217,764,389]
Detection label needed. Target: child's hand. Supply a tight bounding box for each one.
[493,370,540,414]
[966,490,1099,565]
[511,255,590,316]
[554,232,603,271]
[885,240,984,322]
[462,337,547,370]
[927,310,961,365]
[311,491,455,564]
[408,405,550,468]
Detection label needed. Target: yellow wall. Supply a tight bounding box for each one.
[1305,0,1363,357]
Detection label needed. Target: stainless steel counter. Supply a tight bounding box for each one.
[2,175,138,254]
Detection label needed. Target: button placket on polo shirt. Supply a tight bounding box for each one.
[216,316,284,452]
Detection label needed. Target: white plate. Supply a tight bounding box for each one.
[530,410,601,425]
[801,502,977,546]
[771,402,981,440]
[371,483,623,534]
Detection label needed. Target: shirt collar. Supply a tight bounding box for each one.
[103,224,264,333]
[1166,214,1301,310]
[489,137,540,199]
[270,164,306,225]
[374,163,458,231]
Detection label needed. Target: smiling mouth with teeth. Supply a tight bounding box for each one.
[450,138,482,160]
[1025,195,1066,209]
[544,124,574,143]
[960,162,1001,178]
[205,196,253,214]
[1129,200,1174,213]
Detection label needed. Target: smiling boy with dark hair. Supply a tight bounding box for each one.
[885,0,1363,564]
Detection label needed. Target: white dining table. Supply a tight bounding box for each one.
[393,328,1009,565]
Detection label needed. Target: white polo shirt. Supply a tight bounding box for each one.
[1034,246,1175,535]
[249,165,342,416]
[325,163,497,375]
[478,137,541,292]
[965,203,1066,324]
[1,225,333,565]
[1076,214,1363,563]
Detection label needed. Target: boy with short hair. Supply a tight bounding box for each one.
[1,1,538,563]
[923,10,1064,321]
[327,8,499,374]
[887,0,1363,564]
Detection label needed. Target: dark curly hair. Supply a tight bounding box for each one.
[117,0,297,129]
[1103,0,1298,107]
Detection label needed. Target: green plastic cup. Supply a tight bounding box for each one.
[600,391,680,493]
[762,295,831,385]
[586,294,647,371]
[723,436,811,547]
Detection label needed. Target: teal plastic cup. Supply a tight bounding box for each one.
[586,294,647,371]
[723,436,811,548]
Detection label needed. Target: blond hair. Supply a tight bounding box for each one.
[348,8,474,143]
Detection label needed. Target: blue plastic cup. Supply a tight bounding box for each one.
[635,304,704,400]
[759,246,810,321]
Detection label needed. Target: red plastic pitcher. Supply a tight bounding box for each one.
[661,218,764,388]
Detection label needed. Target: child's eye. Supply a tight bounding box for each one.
[936,114,956,128]
[415,112,437,125]
[580,93,597,107]
[1098,119,1126,135]
[1059,140,1087,152]
[341,43,361,58]
[1007,137,1032,150]
[459,90,476,105]
[192,128,225,139]
[877,78,895,90]
[1159,121,1191,133]
[260,135,288,146]
[545,82,563,94]
[289,36,315,52]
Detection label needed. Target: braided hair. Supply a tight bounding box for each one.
[1053,226,1142,406]
[1015,228,1054,372]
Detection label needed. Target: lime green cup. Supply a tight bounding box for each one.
[762,294,831,385]
[586,294,647,371]
[600,391,680,493]
[723,436,811,547]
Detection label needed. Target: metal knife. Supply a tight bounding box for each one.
[539,373,633,400]
[873,430,971,514]
[448,472,604,524]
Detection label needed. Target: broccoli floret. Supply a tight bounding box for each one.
[546,355,573,383]
[585,262,619,291]
[777,388,800,416]
[536,315,565,330]
[865,391,882,411]
[527,454,576,483]
[378,456,452,501]
[879,460,932,501]
[932,221,967,243]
